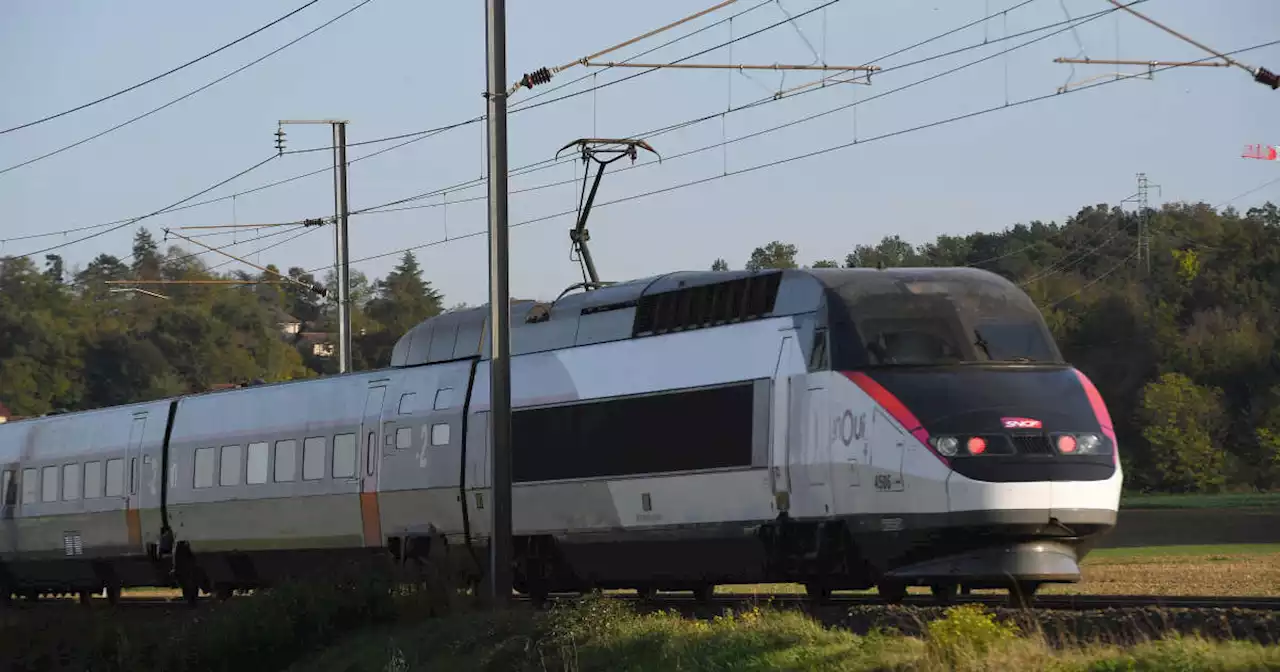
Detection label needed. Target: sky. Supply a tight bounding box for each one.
[1,0,1277,307]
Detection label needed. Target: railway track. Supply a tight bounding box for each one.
[6,592,1279,612]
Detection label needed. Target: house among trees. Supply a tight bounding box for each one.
[298,332,336,358]
[0,401,9,424]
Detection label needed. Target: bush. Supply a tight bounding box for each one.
[924,604,1023,669]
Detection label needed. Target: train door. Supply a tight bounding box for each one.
[797,382,835,516]
[464,409,491,538]
[125,413,147,551]
[770,334,797,510]
[360,385,388,548]
[869,409,905,494]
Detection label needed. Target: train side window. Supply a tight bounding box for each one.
[430,423,450,446]
[1,470,12,506]
[302,437,325,481]
[274,440,297,482]
[433,388,453,411]
[22,468,37,504]
[105,459,124,497]
[41,466,58,503]
[219,445,242,487]
[398,393,417,415]
[396,427,412,450]
[193,447,216,489]
[332,434,357,479]
[83,461,103,499]
[809,328,829,370]
[62,463,82,501]
[246,442,268,485]
[130,457,137,495]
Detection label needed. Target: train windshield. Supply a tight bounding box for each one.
[826,269,1063,366]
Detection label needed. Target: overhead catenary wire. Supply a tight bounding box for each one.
[11,0,788,241]
[0,0,376,176]
[326,37,1280,275]
[0,0,325,136]
[507,0,741,95]
[352,0,1117,219]
[18,154,280,258]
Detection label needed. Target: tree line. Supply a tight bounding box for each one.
[3,199,1279,493]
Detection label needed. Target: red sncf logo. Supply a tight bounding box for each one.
[1002,417,1043,429]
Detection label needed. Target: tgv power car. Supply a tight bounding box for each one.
[0,267,1121,606]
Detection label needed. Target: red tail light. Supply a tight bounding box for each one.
[1057,435,1078,453]
[967,437,987,455]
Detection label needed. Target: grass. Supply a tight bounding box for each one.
[625,544,1280,599]
[289,597,1280,671]
[1120,491,1280,509]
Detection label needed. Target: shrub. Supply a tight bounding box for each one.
[925,604,1022,669]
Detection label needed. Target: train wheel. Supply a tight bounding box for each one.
[636,586,657,601]
[1007,581,1039,609]
[105,584,121,606]
[692,585,714,604]
[805,582,832,604]
[214,584,234,601]
[78,590,93,606]
[929,583,958,604]
[877,581,906,605]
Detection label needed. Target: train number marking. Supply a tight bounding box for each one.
[832,410,867,447]
[874,473,893,491]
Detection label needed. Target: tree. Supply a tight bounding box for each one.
[811,259,839,268]
[131,228,163,281]
[745,241,797,271]
[1138,373,1228,492]
[711,258,729,271]
[360,252,443,368]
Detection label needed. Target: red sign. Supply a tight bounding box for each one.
[1002,417,1043,429]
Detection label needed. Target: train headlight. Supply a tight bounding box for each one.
[1077,433,1103,454]
[934,436,959,457]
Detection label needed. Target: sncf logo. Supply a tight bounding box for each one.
[1002,417,1043,429]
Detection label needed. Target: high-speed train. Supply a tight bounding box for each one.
[0,267,1121,606]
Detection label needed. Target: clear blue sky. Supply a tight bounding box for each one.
[1,0,1276,306]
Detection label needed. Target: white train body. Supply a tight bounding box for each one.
[0,268,1122,600]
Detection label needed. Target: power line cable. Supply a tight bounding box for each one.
[17,155,279,258]
[0,0,326,136]
[327,37,1280,273]
[1042,251,1138,308]
[1215,174,1280,209]
[352,0,1108,217]
[0,0,375,176]
[12,0,791,241]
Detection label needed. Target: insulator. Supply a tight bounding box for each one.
[521,67,552,89]
[1256,66,1279,90]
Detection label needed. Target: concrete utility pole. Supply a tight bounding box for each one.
[277,119,353,373]
[484,0,513,606]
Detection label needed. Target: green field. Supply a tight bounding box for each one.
[1120,492,1280,509]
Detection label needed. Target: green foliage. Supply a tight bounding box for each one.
[285,599,1280,672]
[924,604,1021,668]
[0,228,443,416]
[745,241,798,271]
[3,567,398,672]
[1139,373,1228,492]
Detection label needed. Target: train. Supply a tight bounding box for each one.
[0,267,1122,607]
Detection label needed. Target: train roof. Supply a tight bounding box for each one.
[390,266,1032,368]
